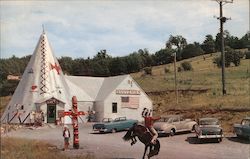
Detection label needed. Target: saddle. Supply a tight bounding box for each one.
[136,124,155,145]
[137,124,152,136]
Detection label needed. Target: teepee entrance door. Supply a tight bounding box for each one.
[47,104,56,123]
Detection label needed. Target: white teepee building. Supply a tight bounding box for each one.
[1,31,153,124]
[0,31,89,124]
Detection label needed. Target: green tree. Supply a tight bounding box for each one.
[109,57,127,75]
[92,61,110,77]
[227,36,244,49]
[182,42,204,59]
[92,50,111,76]
[72,58,93,76]
[155,48,174,65]
[125,53,142,73]
[0,80,19,96]
[166,35,187,60]
[215,30,231,51]
[214,30,246,50]
[58,56,75,75]
[201,34,215,53]
[240,32,250,48]
[138,49,154,67]
[93,49,111,60]
[0,55,31,97]
[166,35,187,51]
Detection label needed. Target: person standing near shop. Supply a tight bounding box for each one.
[63,125,70,150]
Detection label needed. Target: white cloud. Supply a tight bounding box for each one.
[0,0,248,58]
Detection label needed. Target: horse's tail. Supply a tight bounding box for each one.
[123,125,135,141]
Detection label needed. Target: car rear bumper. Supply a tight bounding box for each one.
[93,128,108,133]
[198,134,223,139]
[157,130,166,134]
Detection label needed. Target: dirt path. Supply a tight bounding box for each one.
[3,124,250,159]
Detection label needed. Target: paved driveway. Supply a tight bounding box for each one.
[4,123,250,159]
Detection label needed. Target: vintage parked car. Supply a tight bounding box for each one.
[93,117,138,133]
[153,115,197,136]
[195,118,223,143]
[234,117,250,140]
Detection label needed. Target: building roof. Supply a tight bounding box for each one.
[65,75,130,101]
[96,75,129,101]
[65,78,94,102]
[65,76,104,100]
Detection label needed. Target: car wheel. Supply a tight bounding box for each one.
[111,129,117,133]
[170,129,175,136]
[218,138,222,143]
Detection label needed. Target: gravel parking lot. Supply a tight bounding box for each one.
[4,123,250,159]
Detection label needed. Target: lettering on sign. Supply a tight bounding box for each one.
[116,89,140,95]
[46,98,59,104]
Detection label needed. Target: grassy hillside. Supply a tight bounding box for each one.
[132,53,250,132]
[132,53,250,110]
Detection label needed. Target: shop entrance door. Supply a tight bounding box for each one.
[47,104,56,123]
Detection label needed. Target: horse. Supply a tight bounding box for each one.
[123,123,160,159]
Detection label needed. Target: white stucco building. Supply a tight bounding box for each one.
[66,75,152,122]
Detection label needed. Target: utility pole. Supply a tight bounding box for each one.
[214,0,233,95]
[173,52,178,104]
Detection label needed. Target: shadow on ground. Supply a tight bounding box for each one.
[158,131,195,138]
[109,158,135,159]
[185,136,222,144]
[227,137,250,144]
[90,130,127,135]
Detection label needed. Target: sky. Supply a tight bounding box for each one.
[0,0,249,59]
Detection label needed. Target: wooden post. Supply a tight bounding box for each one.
[72,96,79,149]
[174,53,178,104]
[214,0,233,95]
[64,96,85,149]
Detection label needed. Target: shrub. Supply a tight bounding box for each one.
[238,51,245,59]
[178,66,183,72]
[181,61,193,71]
[213,48,241,67]
[143,67,152,75]
[225,48,241,67]
[213,56,222,68]
[232,52,241,66]
[164,67,170,73]
[246,51,250,59]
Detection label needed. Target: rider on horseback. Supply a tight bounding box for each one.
[123,110,161,158]
[142,108,161,145]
